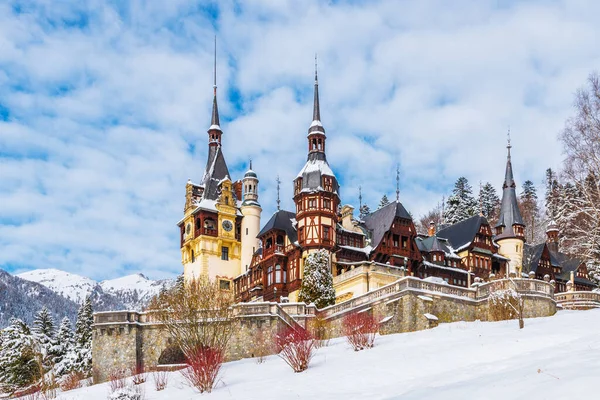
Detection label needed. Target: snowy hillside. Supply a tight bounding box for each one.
[17,269,97,304]
[55,309,600,400]
[16,269,174,311]
[100,273,173,310]
[0,269,79,328]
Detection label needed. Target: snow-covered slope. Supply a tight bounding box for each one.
[17,268,97,304]
[55,309,600,400]
[100,273,173,310]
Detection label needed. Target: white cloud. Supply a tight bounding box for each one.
[1,0,599,279]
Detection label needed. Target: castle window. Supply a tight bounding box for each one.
[299,228,304,242]
[323,226,330,240]
[221,246,229,261]
[219,279,231,290]
[267,266,273,286]
[275,264,282,283]
[393,235,399,248]
[246,228,248,235]
[191,250,195,263]
[195,218,201,231]
[324,199,331,210]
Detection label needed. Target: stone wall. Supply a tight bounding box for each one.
[92,278,557,383]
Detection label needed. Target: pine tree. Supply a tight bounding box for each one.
[32,307,57,372]
[479,182,500,222]
[0,318,40,393]
[72,296,93,375]
[52,317,75,376]
[545,168,559,220]
[378,195,390,209]
[298,249,336,309]
[359,204,371,219]
[444,177,478,224]
[519,180,542,243]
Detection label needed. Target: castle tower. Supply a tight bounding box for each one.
[240,161,262,272]
[495,135,526,276]
[546,220,559,254]
[179,41,242,286]
[293,57,340,255]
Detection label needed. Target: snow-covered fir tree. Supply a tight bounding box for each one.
[444,177,478,225]
[478,182,500,222]
[72,296,93,375]
[378,195,390,209]
[32,306,57,371]
[545,168,560,220]
[0,318,40,393]
[298,249,336,309]
[52,317,75,377]
[519,180,544,243]
[359,204,371,219]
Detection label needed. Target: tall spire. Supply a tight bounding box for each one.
[276,175,281,211]
[209,35,221,132]
[496,129,524,237]
[396,164,400,202]
[359,185,363,210]
[308,54,324,135]
[503,127,515,189]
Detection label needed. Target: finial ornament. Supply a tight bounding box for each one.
[315,53,318,82]
[479,181,484,216]
[249,158,253,170]
[396,163,400,202]
[213,35,217,94]
[276,175,281,211]
[359,185,363,209]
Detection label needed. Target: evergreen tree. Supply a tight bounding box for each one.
[519,180,542,243]
[378,195,390,209]
[32,306,57,371]
[479,182,500,222]
[52,317,75,376]
[0,318,40,393]
[545,168,559,220]
[298,249,336,309]
[444,177,478,225]
[359,204,371,219]
[72,296,93,375]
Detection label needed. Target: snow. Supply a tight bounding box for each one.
[418,295,433,302]
[296,158,336,179]
[17,269,96,304]
[54,309,600,400]
[423,313,438,321]
[310,119,323,128]
[423,276,448,285]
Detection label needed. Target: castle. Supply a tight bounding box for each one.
[178,62,596,304]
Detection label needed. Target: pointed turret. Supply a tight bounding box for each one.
[495,135,525,239]
[495,131,525,277]
[208,36,222,146]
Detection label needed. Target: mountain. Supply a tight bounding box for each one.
[0,269,80,328]
[17,269,174,310]
[100,273,173,310]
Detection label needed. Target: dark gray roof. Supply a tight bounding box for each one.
[210,92,221,130]
[523,243,545,273]
[436,215,489,251]
[495,146,524,238]
[557,258,596,286]
[363,201,412,249]
[258,210,298,243]
[296,152,339,194]
[415,236,461,259]
[200,145,231,201]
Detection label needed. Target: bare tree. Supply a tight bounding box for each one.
[558,72,600,270]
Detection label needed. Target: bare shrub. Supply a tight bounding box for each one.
[488,288,524,328]
[148,276,234,393]
[180,346,224,393]
[343,312,379,351]
[108,369,128,393]
[275,327,316,373]
[252,330,273,364]
[308,315,333,348]
[151,370,169,391]
[59,371,84,392]
[107,385,144,400]
[130,363,147,385]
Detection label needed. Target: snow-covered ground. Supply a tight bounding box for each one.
[56,309,600,400]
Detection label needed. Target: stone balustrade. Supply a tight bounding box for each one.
[555,291,600,309]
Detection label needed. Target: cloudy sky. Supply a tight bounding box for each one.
[1,0,599,280]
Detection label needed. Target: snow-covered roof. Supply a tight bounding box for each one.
[296,158,336,179]
[338,244,373,256]
[421,260,472,275]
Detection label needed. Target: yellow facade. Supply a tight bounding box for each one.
[497,237,525,276]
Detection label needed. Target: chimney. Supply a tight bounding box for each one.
[428,221,436,237]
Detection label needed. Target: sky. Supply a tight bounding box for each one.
[1,0,599,281]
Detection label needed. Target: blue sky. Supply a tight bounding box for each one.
[1,0,599,280]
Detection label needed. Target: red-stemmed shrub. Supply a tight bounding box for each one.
[131,363,148,385]
[180,346,225,393]
[59,371,84,392]
[343,312,379,351]
[108,368,128,393]
[152,370,169,391]
[274,327,316,373]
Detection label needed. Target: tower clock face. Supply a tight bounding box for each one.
[222,220,233,232]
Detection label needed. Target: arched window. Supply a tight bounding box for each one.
[275,264,282,283]
[267,266,273,286]
[266,238,273,249]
